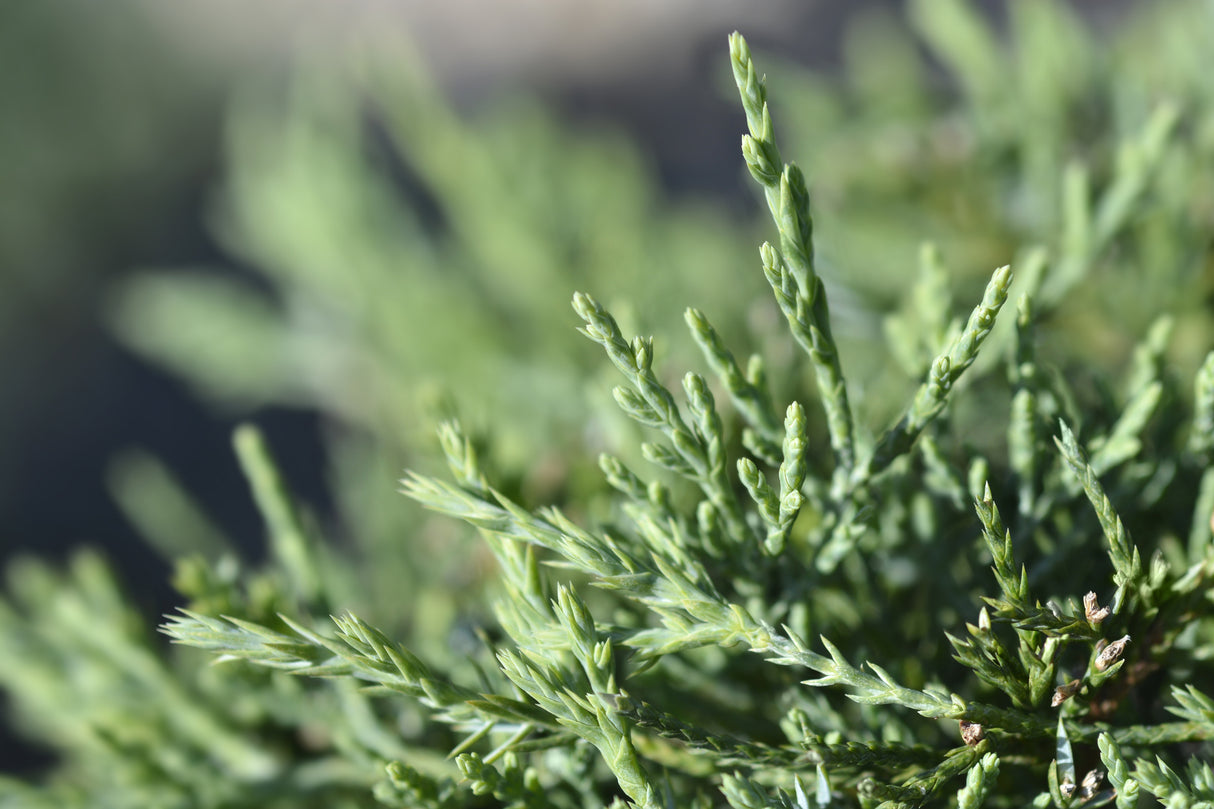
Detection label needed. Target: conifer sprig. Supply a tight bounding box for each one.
[974,484,1031,614]
[456,753,556,808]
[719,773,802,809]
[1008,293,1044,518]
[862,264,1013,483]
[1098,733,1140,809]
[161,610,553,731]
[811,266,1013,574]
[738,402,808,555]
[1132,757,1214,806]
[955,752,999,809]
[606,690,804,770]
[497,587,658,809]
[730,32,856,486]
[858,744,985,808]
[1054,421,1145,599]
[573,291,752,546]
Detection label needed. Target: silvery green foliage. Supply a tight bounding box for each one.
[165,27,1214,809]
[4,3,1214,808]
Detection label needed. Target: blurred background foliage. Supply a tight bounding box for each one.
[0,1,228,559]
[2,0,1212,804]
[107,49,769,492]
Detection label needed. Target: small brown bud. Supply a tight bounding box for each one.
[1084,591,1110,625]
[1059,781,1076,799]
[1051,679,1082,707]
[1095,635,1131,671]
[1080,769,1104,800]
[959,720,984,746]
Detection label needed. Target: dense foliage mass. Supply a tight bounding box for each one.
[3,2,1214,807]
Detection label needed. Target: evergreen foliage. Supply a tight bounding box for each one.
[4,3,1214,807]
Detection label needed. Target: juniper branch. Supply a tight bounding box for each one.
[1098,733,1140,809]
[720,773,799,809]
[1054,420,1145,599]
[161,611,551,730]
[573,291,752,545]
[731,31,855,485]
[1132,756,1214,806]
[499,587,659,809]
[374,760,461,809]
[955,753,1000,809]
[974,485,1032,613]
[617,693,940,773]
[457,753,557,809]
[861,264,1013,484]
[605,691,805,770]
[946,621,1032,709]
[805,740,943,771]
[860,744,984,809]
[738,402,808,555]
[1008,285,1055,521]
[1072,721,1213,747]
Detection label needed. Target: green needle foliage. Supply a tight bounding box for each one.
[5,3,1214,808]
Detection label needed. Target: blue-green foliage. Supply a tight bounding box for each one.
[4,3,1214,808]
